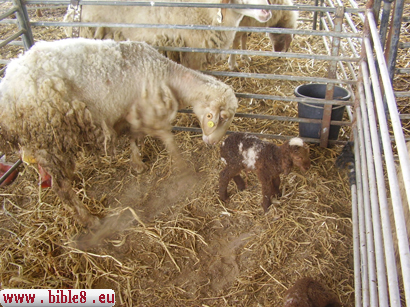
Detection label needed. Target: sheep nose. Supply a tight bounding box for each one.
[259,10,272,22]
[202,134,217,145]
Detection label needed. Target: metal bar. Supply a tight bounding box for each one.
[383,0,404,82]
[24,0,365,13]
[352,128,362,307]
[171,126,348,144]
[0,29,25,49]
[0,40,24,47]
[395,91,410,98]
[360,60,401,307]
[155,46,360,62]
[0,159,22,186]
[234,93,354,105]
[378,0,392,50]
[313,0,319,30]
[178,109,351,125]
[12,0,34,49]
[358,79,390,307]
[356,103,380,307]
[368,11,410,229]
[355,113,370,307]
[320,6,344,147]
[365,18,410,305]
[29,20,362,39]
[205,71,356,86]
[0,5,19,20]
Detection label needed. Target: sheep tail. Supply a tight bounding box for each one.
[335,141,356,186]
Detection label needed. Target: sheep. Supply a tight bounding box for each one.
[64,0,273,70]
[283,277,342,307]
[0,38,238,227]
[219,133,310,212]
[228,0,298,70]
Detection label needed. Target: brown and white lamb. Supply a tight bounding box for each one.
[283,277,342,307]
[219,133,310,212]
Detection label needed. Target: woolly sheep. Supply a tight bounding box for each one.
[219,133,310,212]
[283,277,342,307]
[0,38,238,227]
[228,0,298,70]
[64,0,272,70]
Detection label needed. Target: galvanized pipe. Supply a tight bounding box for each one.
[356,105,379,307]
[354,114,370,307]
[360,60,401,307]
[364,27,410,307]
[350,130,361,306]
[357,80,390,307]
[368,11,410,226]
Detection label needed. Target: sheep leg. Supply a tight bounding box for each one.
[130,137,148,173]
[240,33,252,63]
[233,175,246,191]
[228,32,242,71]
[53,176,101,228]
[272,176,281,197]
[155,130,187,171]
[257,172,277,213]
[219,165,243,201]
[36,155,100,228]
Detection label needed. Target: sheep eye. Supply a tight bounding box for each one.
[206,113,213,119]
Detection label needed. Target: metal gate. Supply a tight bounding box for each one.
[0,0,409,305]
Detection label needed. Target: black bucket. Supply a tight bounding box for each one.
[295,84,351,140]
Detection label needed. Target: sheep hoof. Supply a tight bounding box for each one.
[132,162,148,174]
[79,214,101,229]
[241,55,252,63]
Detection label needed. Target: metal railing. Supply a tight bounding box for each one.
[0,0,409,305]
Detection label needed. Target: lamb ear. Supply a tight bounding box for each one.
[201,108,220,136]
[217,0,231,23]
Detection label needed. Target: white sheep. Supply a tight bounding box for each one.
[0,38,238,227]
[64,0,273,70]
[228,0,298,70]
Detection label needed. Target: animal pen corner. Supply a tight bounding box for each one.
[0,0,409,305]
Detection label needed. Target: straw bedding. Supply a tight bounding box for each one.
[2,1,403,306]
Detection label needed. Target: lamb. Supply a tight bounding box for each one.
[0,38,238,227]
[64,0,272,70]
[283,277,342,307]
[219,133,310,212]
[228,0,298,70]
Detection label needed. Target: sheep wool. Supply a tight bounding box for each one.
[64,0,273,70]
[0,38,238,226]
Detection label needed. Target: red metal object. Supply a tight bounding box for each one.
[0,160,21,187]
[38,164,52,188]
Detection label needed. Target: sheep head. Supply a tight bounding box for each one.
[286,137,311,173]
[195,92,237,145]
[234,0,272,23]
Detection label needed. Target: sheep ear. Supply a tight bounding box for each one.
[217,0,230,23]
[201,108,220,136]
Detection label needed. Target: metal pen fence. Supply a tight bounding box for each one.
[0,0,409,305]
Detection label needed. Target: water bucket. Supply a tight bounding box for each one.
[295,84,351,140]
